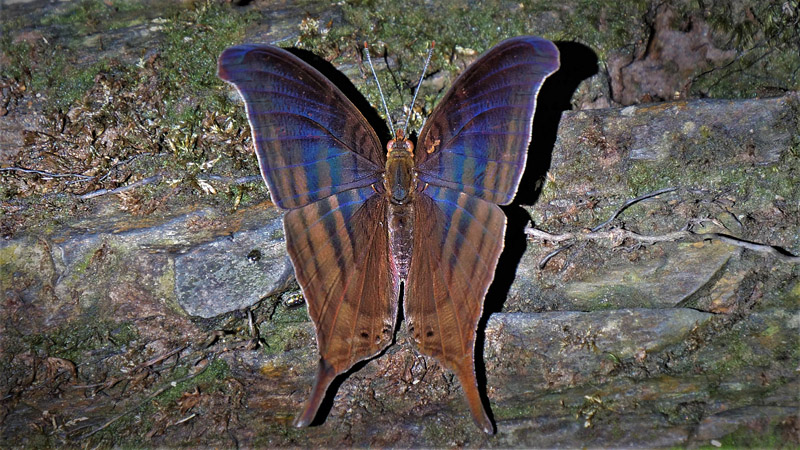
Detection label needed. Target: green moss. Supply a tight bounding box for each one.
[23,319,139,362]
[155,258,184,316]
[540,0,649,60]
[492,395,548,421]
[0,1,149,111]
[158,2,257,124]
[154,358,230,406]
[693,420,790,449]
[261,321,312,357]
[40,0,148,33]
[85,358,231,446]
[420,410,477,446]
[626,145,800,208]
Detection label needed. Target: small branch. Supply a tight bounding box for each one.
[197,174,261,185]
[172,413,197,426]
[536,187,678,269]
[77,173,261,200]
[0,167,94,180]
[591,187,677,232]
[133,344,188,371]
[526,227,800,264]
[79,175,163,200]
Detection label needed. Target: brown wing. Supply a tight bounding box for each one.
[285,186,399,426]
[404,185,506,434]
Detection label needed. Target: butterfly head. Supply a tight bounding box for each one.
[386,129,414,157]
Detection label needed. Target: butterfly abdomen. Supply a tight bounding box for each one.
[387,201,414,281]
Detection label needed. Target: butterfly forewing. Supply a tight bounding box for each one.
[218,45,385,209]
[415,36,560,205]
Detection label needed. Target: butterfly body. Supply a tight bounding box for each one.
[384,131,417,279]
[218,36,559,434]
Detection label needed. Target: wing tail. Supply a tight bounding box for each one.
[293,357,337,427]
[455,361,494,434]
[284,188,399,426]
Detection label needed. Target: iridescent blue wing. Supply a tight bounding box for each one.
[415,36,560,205]
[406,36,560,433]
[219,45,400,427]
[218,44,384,209]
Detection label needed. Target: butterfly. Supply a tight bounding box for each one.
[218,36,559,434]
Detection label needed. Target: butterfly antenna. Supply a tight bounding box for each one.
[402,41,435,137]
[363,42,395,137]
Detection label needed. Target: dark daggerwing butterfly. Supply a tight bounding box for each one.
[218,36,559,434]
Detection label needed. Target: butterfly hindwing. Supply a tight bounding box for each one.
[416,36,560,205]
[218,44,385,209]
[405,36,559,433]
[405,186,506,434]
[284,186,400,426]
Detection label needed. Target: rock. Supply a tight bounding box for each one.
[174,215,293,318]
[1,0,798,447]
[694,405,800,444]
[2,199,291,321]
[608,5,736,105]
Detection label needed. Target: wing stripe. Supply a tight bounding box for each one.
[218,44,385,209]
[435,104,531,154]
[441,195,495,318]
[415,36,559,205]
[289,196,370,258]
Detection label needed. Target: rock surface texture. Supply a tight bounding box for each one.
[1,0,798,448]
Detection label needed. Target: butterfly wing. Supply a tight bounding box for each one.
[415,36,560,205]
[284,187,399,426]
[405,186,506,434]
[218,45,399,425]
[218,44,385,209]
[406,37,560,433]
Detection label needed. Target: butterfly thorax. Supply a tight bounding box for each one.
[384,130,416,205]
[384,130,416,281]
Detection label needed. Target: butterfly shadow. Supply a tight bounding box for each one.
[475,41,599,423]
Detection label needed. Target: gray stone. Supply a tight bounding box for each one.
[174,219,293,318]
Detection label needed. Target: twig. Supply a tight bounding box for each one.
[77,173,261,200]
[2,154,156,185]
[538,245,572,269]
[79,175,163,200]
[133,345,188,372]
[591,187,677,232]
[94,153,154,184]
[536,188,678,269]
[526,227,800,264]
[197,174,261,185]
[172,413,197,426]
[0,167,94,180]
